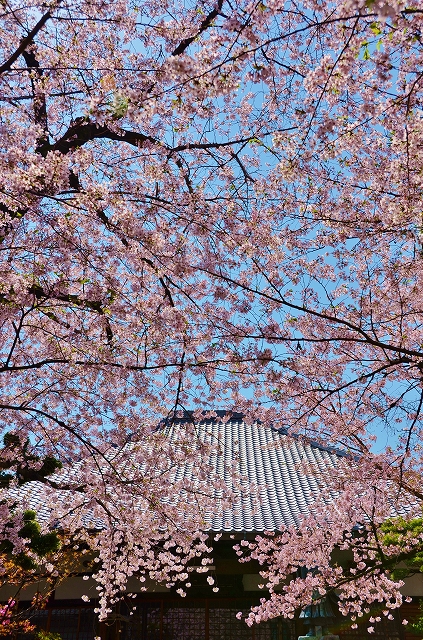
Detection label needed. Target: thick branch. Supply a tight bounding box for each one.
[0,9,56,76]
[39,120,155,157]
[171,0,224,56]
[40,118,270,157]
[22,49,49,151]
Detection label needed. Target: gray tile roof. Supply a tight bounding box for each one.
[162,414,343,532]
[12,413,346,533]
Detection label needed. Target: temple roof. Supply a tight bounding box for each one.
[163,413,344,532]
[14,413,346,533]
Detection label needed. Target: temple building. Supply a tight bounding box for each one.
[3,412,421,639]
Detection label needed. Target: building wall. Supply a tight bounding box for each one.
[13,593,409,640]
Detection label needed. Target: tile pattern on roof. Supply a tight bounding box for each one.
[12,416,344,533]
[163,418,341,532]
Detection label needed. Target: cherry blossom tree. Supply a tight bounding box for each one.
[1,0,423,631]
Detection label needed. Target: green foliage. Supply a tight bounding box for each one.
[109,93,129,119]
[0,472,13,489]
[362,45,371,60]
[380,515,423,538]
[39,456,63,478]
[0,433,62,488]
[3,433,20,448]
[21,510,60,552]
[14,551,37,571]
[380,516,423,576]
[35,631,63,640]
[370,22,382,35]
[1,510,60,570]
[407,599,423,636]
[0,434,63,568]
[31,531,61,557]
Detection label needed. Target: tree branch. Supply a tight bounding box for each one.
[171,0,224,57]
[0,8,57,76]
[22,49,49,151]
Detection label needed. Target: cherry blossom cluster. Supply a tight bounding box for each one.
[0,599,14,626]
[235,456,419,629]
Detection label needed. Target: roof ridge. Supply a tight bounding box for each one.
[158,410,352,459]
[270,426,353,460]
